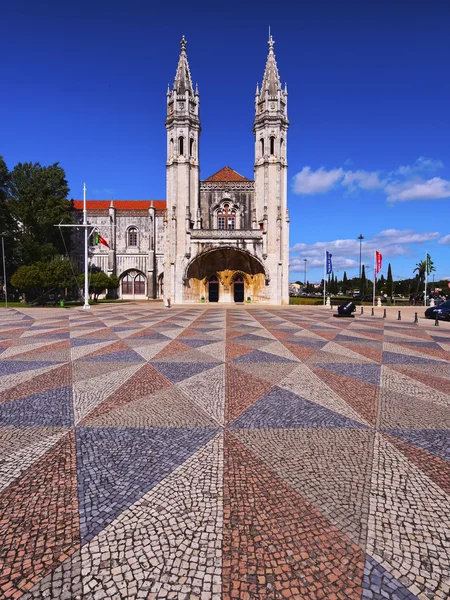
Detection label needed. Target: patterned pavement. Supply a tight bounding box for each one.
[0,304,449,600]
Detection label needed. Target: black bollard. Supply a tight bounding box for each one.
[371,307,374,316]
[360,306,364,315]
[435,316,440,327]
[414,312,419,324]
[383,308,387,319]
[398,310,401,321]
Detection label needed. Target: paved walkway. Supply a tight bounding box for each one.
[0,305,449,599]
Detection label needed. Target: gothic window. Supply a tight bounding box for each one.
[217,203,236,230]
[134,274,145,295]
[179,136,184,155]
[122,274,133,295]
[128,227,138,247]
[260,138,264,157]
[270,136,275,155]
[280,138,284,157]
[169,138,174,156]
[189,138,194,157]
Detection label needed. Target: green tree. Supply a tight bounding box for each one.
[7,162,73,264]
[342,271,348,294]
[361,264,367,295]
[0,156,20,287]
[413,256,435,294]
[387,263,393,296]
[10,259,78,303]
[78,270,119,302]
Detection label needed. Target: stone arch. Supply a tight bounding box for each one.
[119,269,147,299]
[183,247,269,303]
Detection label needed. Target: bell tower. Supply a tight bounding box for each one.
[164,36,201,303]
[253,34,290,304]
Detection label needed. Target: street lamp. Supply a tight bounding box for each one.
[303,258,307,289]
[358,234,364,293]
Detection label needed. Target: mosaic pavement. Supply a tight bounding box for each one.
[0,304,449,600]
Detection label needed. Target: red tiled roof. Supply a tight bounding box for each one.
[204,166,251,182]
[73,200,166,211]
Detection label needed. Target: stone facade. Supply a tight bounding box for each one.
[74,35,290,304]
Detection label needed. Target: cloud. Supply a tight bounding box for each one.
[292,166,344,194]
[291,157,449,203]
[438,234,450,245]
[394,156,444,176]
[385,177,450,202]
[289,228,440,276]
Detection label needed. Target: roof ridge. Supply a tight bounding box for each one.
[204,166,251,182]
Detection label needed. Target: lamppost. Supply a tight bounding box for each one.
[358,234,364,293]
[303,258,307,290]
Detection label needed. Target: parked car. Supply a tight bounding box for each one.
[425,300,450,320]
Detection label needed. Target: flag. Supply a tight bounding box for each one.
[94,232,110,248]
[326,251,332,275]
[375,251,382,274]
[426,253,432,275]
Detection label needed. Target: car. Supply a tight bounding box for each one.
[425,300,450,320]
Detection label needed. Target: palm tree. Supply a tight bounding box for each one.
[413,257,435,294]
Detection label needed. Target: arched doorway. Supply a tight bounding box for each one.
[233,275,244,302]
[208,275,219,302]
[120,270,147,298]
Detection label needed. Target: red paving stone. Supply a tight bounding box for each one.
[225,364,273,425]
[223,432,364,600]
[310,366,379,425]
[0,363,72,404]
[0,432,79,597]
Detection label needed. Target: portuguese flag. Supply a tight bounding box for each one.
[94,232,110,248]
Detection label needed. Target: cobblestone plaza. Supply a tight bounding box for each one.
[0,304,449,599]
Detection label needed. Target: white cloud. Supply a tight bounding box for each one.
[395,156,444,176]
[438,234,450,245]
[290,228,440,277]
[291,157,449,203]
[292,166,344,194]
[341,170,384,190]
[385,177,450,202]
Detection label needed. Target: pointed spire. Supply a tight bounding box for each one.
[173,35,194,95]
[260,33,281,97]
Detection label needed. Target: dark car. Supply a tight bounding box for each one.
[425,300,450,320]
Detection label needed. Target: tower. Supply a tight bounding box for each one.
[164,36,201,303]
[253,35,290,304]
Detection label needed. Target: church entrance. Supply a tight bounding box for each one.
[233,276,244,302]
[208,275,219,302]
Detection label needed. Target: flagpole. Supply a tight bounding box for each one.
[83,183,90,310]
[373,251,376,308]
[424,250,427,307]
[323,249,326,305]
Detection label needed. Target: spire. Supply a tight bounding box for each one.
[260,33,281,97]
[173,35,194,95]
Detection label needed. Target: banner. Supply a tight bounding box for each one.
[426,253,432,275]
[375,251,382,274]
[326,251,332,275]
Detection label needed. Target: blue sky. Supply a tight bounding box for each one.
[2,0,450,283]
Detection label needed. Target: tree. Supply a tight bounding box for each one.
[78,270,119,302]
[342,271,348,294]
[387,263,393,296]
[0,156,20,288]
[413,256,435,294]
[361,264,367,295]
[10,259,79,303]
[7,162,73,264]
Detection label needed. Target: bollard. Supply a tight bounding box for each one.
[360,306,364,315]
[435,316,440,327]
[383,308,387,319]
[397,310,401,321]
[371,307,374,316]
[414,312,419,324]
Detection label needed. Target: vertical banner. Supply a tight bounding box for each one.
[326,251,333,275]
[375,251,382,274]
[373,251,382,307]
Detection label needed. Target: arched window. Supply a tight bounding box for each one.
[122,274,133,295]
[280,138,284,157]
[217,203,236,230]
[270,136,275,155]
[260,138,264,157]
[128,227,138,247]
[189,138,194,157]
[179,136,184,155]
[134,273,145,295]
[169,138,174,156]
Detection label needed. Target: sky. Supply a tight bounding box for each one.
[2,0,450,284]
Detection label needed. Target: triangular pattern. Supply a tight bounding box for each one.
[2,304,450,597]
